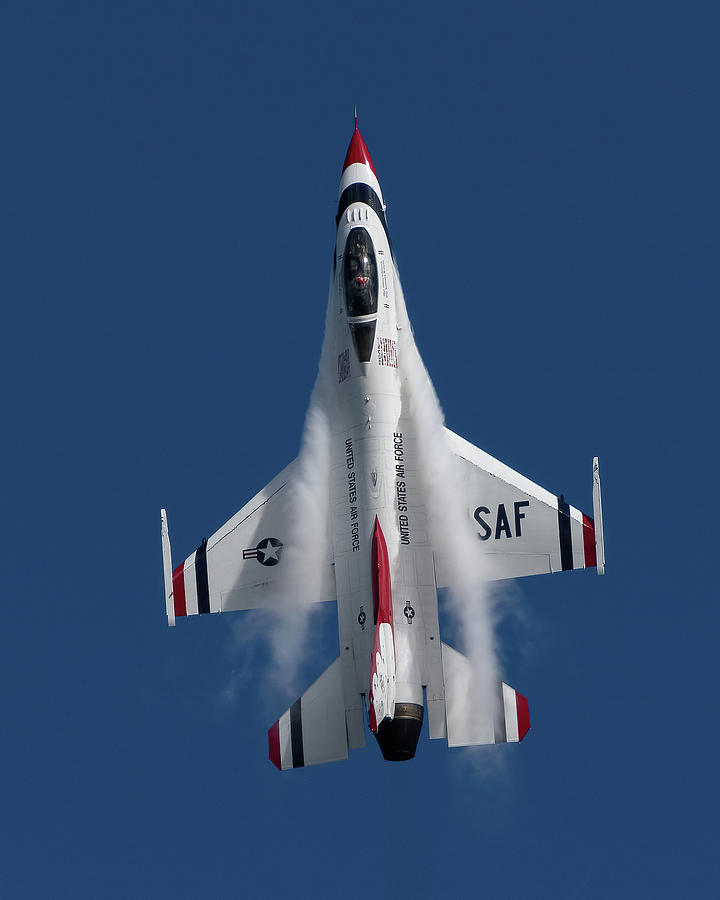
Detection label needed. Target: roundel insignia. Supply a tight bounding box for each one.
[403,604,415,623]
[243,537,283,566]
[257,537,283,565]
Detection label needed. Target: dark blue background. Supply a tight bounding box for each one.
[2,2,717,897]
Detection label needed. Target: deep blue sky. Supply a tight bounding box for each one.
[2,2,718,897]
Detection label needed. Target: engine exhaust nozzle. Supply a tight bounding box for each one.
[374,702,424,762]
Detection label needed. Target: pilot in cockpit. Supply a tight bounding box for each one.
[344,227,377,318]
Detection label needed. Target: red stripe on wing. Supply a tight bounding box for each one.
[172,563,187,617]
[582,514,597,568]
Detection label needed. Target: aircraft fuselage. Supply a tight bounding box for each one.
[329,136,438,759]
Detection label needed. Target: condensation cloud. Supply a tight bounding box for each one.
[394,272,500,724]
[263,287,336,697]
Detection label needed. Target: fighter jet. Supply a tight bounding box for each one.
[160,122,605,769]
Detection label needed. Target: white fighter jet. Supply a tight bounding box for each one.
[161,122,605,769]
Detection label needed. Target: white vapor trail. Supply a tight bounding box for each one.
[264,286,336,697]
[394,272,500,724]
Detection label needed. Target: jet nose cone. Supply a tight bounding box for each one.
[343,123,376,176]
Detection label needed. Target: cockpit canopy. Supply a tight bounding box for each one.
[343,227,378,318]
[343,227,378,364]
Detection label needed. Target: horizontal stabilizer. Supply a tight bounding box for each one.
[442,642,530,747]
[268,657,348,770]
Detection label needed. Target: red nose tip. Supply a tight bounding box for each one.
[343,125,376,176]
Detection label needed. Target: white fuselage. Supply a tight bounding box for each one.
[328,161,441,750]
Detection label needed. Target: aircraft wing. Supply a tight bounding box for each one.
[434,429,605,585]
[161,461,335,625]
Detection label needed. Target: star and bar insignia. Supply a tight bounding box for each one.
[243,537,283,566]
